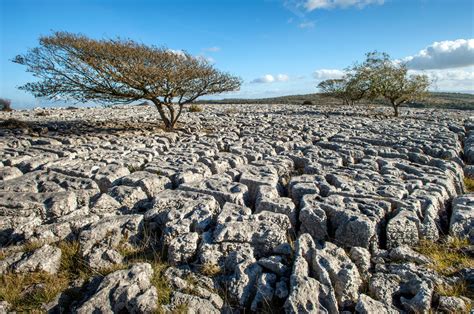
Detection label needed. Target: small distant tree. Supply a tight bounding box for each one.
[0,98,12,111]
[318,79,349,105]
[317,76,366,106]
[13,32,241,129]
[351,51,430,117]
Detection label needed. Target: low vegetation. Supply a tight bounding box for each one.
[435,280,470,298]
[318,51,430,117]
[0,98,12,111]
[198,92,474,110]
[0,271,70,310]
[0,238,173,312]
[464,177,474,192]
[416,237,473,276]
[199,263,222,277]
[189,104,203,112]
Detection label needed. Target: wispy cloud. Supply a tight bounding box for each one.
[298,21,315,28]
[203,46,221,52]
[251,74,290,84]
[313,69,345,80]
[304,0,384,11]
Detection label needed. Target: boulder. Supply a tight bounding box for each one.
[75,263,158,313]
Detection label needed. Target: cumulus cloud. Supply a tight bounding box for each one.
[409,67,474,91]
[203,46,220,52]
[304,0,384,11]
[313,69,345,80]
[251,74,290,84]
[404,39,474,70]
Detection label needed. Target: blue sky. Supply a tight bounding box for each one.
[1,0,473,108]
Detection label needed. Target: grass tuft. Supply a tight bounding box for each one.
[22,241,44,253]
[436,281,469,298]
[188,104,203,113]
[0,271,69,311]
[464,177,474,192]
[199,263,222,277]
[416,237,473,276]
[0,227,173,312]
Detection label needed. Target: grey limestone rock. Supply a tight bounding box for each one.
[12,244,62,274]
[75,263,158,313]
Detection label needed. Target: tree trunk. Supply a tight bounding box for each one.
[171,104,185,129]
[151,99,173,129]
[392,102,399,117]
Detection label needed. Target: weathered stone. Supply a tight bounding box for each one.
[285,234,339,313]
[349,246,371,282]
[255,185,297,227]
[213,211,291,257]
[168,232,200,265]
[13,244,62,274]
[118,171,172,198]
[312,241,362,308]
[179,174,249,207]
[450,194,474,242]
[386,209,420,249]
[169,292,220,314]
[251,272,277,311]
[389,245,430,264]
[75,263,158,313]
[0,166,23,181]
[355,294,398,314]
[93,164,130,192]
[258,255,289,276]
[437,296,467,313]
[107,185,148,212]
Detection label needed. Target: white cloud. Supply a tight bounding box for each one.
[251,74,290,84]
[404,39,474,70]
[298,21,315,28]
[304,0,384,11]
[276,74,290,81]
[409,67,474,92]
[252,74,275,83]
[203,46,220,52]
[313,69,345,80]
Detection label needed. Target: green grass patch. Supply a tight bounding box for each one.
[464,177,474,192]
[416,237,474,276]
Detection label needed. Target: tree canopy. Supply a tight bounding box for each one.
[349,51,430,116]
[13,32,242,129]
[317,51,430,117]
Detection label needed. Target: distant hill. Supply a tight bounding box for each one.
[198,92,474,110]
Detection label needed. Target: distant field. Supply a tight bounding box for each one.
[198,92,474,110]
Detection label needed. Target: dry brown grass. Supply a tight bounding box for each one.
[188,104,203,113]
[0,271,69,311]
[464,177,474,192]
[0,230,173,312]
[436,281,469,298]
[200,263,222,277]
[416,237,473,276]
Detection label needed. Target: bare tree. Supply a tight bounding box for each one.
[13,32,241,129]
[350,51,430,117]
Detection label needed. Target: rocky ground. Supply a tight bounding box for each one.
[0,103,473,313]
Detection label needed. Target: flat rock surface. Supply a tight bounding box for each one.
[1,104,473,312]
